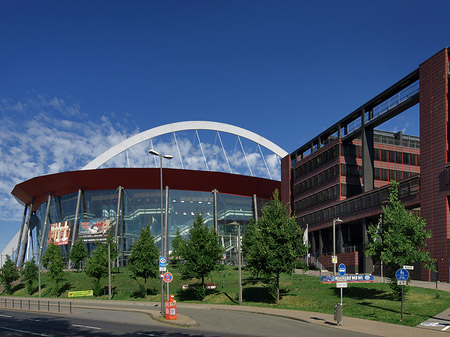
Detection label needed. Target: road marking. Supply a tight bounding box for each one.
[136,333,164,337]
[0,314,12,318]
[442,325,450,331]
[0,326,52,336]
[72,323,101,330]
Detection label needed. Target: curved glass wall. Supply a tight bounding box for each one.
[33,187,269,265]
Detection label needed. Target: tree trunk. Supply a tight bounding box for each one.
[276,274,280,304]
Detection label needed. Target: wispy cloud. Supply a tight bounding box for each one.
[0,97,133,221]
[0,97,282,222]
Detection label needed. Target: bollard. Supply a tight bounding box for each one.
[70,302,72,314]
[12,299,14,309]
[20,299,22,309]
[48,301,50,312]
[29,299,31,310]
[38,300,40,311]
[58,301,60,312]
[334,303,343,326]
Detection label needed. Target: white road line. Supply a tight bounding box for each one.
[0,314,12,318]
[442,325,450,331]
[72,323,102,330]
[136,333,163,337]
[0,326,52,336]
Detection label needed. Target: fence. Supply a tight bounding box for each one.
[0,297,72,314]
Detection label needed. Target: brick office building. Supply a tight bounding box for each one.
[281,47,449,282]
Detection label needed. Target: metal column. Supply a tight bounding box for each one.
[253,194,258,223]
[115,186,123,267]
[18,199,34,269]
[38,194,52,265]
[213,189,218,233]
[68,189,82,268]
[14,205,28,265]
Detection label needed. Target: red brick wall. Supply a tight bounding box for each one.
[280,155,291,212]
[419,48,449,282]
[318,251,359,274]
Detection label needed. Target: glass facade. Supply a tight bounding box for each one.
[33,187,267,265]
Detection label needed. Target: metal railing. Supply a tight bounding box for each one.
[0,297,72,314]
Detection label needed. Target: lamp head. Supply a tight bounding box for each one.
[149,149,160,156]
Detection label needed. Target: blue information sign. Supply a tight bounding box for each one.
[395,268,409,281]
[159,256,167,268]
[338,263,346,276]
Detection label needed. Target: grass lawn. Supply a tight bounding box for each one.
[5,266,449,327]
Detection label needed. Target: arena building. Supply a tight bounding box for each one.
[10,121,286,268]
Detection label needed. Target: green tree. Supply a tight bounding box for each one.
[366,180,435,298]
[169,227,185,264]
[0,255,19,294]
[128,225,159,294]
[85,236,118,297]
[241,218,264,279]
[180,214,223,289]
[22,257,38,295]
[42,241,65,295]
[243,189,308,303]
[69,239,88,271]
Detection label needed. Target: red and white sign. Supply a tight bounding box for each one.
[163,272,173,283]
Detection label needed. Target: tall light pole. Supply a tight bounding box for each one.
[149,149,173,317]
[229,221,242,305]
[332,217,343,276]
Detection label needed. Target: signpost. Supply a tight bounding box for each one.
[159,256,167,272]
[163,271,173,302]
[396,268,409,321]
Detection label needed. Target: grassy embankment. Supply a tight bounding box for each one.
[4,265,449,327]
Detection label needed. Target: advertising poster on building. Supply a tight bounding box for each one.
[47,221,71,246]
[78,219,112,242]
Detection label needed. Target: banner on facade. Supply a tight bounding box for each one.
[47,221,71,246]
[78,219,112,242]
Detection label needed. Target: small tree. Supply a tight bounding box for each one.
[128,225,159,295]
[69,239,88,271]
[180,214,223,289]
[42,241,65,295]
[85,237,117,297]
[366,181,435,299]
[22,257,38,295]
[0,255,19,294]
[243,189,308,303]
[241,218,264,279]
[169,227,185,264]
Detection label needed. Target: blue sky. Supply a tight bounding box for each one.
[1,1,449,253]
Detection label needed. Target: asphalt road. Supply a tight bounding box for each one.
[0,307,375,337]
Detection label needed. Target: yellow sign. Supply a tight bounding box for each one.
[68,290,94,298]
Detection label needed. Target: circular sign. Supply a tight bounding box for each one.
[159,257,167,265]
[338,263,346,276]
[163,272,173,283]
[395,268,409,281]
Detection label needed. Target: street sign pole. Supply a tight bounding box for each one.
[395,268,409,322]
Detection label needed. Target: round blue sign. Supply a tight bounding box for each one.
[338,263,346,276]
[395,268,409,281]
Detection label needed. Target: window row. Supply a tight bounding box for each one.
[374,149,419,166]
[293,145,339,179]
[294,185,339,212]
[293,165,339,196]
[296,177,420,226]
[341,163,362,177]
[374,168,416,181]
[341,143,362,158]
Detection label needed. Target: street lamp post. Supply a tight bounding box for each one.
[229,221,242,305]
[332,217,343,276]
[149,149,173,317]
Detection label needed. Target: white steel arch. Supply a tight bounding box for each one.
[82,121,288,170]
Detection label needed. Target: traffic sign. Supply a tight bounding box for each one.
[163,272,173,283]
[396,268,409,281]
[403,265,414,270]
[332,256,338,264]
[159,256,167,271]
[397,280,407,286]
[336,282,348,288]
[338,263,346,276]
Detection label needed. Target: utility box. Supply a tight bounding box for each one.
[165,295,177,320]
[334,303,342,325]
